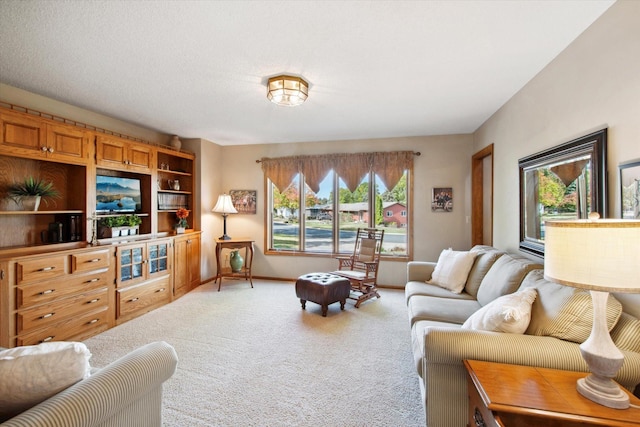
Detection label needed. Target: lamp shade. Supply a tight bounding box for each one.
[544,219,640,293]
[212,194,238,214]
[267,75,308,106]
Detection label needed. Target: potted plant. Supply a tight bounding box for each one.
[116,215,130,236]
[125,214,142,235]
[175,208,189,234]
[7,176,60,211]
[100,215,126,238]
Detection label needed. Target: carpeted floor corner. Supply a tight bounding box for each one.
[84,280,424,426]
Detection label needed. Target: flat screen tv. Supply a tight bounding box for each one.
[96,175,142,214]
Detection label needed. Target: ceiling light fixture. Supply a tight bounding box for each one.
[267,75,308,106]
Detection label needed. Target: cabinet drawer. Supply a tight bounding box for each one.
[17,270,111,308]
[17,306,109,346]
[17,287,109,334]
[17,255,67,284]
[71,249,110,273]
[117,278,170,318]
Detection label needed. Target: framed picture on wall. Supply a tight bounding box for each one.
[432,187,453,212]
[620,159,640,219]
[229,190,257,214]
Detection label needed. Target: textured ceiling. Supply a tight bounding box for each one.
[0,1,614,146]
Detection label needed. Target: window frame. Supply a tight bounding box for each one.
[265,168,412,261]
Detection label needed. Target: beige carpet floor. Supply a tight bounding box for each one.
[83,279,424,426]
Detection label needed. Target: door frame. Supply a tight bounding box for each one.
[472,144,494,246]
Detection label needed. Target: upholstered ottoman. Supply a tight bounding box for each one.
[295,273,351,317]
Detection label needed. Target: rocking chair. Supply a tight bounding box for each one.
[332,228,384,308]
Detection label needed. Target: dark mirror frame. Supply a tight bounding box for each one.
[518,129,608,258]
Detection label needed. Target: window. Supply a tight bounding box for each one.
[263,151,413,258]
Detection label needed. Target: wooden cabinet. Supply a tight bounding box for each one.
[96,135,154,173]
[114,238,172,323]
[0,110,45,158]
[0,247,114,348]
[173,232,201,298]
[0,110,90,164]
[0,105,202,348]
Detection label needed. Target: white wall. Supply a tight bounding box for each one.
[215,135,474,286]
[473,0,640,255]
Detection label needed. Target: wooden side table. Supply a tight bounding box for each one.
[464,359,640,427]
[215,238,254,291]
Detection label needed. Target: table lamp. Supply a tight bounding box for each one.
[212,194,238,240]
[544,214,640,409]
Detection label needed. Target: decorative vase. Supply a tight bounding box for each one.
[22,195,41,211]
[176,227,185,234]
[170,135,182,150]
[229,250,244,272]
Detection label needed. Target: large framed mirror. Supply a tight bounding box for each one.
[519,129,607,257]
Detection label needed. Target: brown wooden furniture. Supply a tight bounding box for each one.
[332,227,384,308]
[295,272,351,317]
[464,359,640,427]
[173,232,201,299]
[0,105,202,348]
[215,238,254,291]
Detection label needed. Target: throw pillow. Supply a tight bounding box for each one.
[527,286,622,344]
[0,341,92,422]
[464,248,504,298]
[476,254,542,306]
[610,312,640,353]
[462,287,538,333]
[427,249,478,294]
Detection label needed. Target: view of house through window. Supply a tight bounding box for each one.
[269,170,409,257]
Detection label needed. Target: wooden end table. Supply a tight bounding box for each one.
[464,359,640,427]
[215,238,254,291]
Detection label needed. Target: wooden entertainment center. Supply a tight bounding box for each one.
[0,106,201,348]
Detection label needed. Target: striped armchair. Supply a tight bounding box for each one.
[3,341,178,427]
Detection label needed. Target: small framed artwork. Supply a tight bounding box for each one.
[432,187,453,212]
[620,159,640,219]
[229,190,257,214]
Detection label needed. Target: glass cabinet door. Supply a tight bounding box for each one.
[117,244,146,286]
[148,240,170,278]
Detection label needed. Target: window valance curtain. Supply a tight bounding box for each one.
[260,151,415,193]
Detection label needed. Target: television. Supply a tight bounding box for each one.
[96,175,142,214]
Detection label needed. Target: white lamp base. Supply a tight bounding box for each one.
[577,290,629,409]
[577,374,629,409]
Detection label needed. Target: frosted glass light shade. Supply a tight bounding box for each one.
[267,75,308,106]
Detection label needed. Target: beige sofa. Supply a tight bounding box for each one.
[406,245,640,427]
[2,341,178,427]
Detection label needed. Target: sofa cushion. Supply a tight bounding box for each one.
[0,341,91,422]
[610,313,640,353]
[464,247,504,298]
[411,320,461,378]
[407,294,481,326]
[427,249,478,293]
[461,287,537,334]
[405,281,476,302]
[522,270,623,343]
[476,254,542,306]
